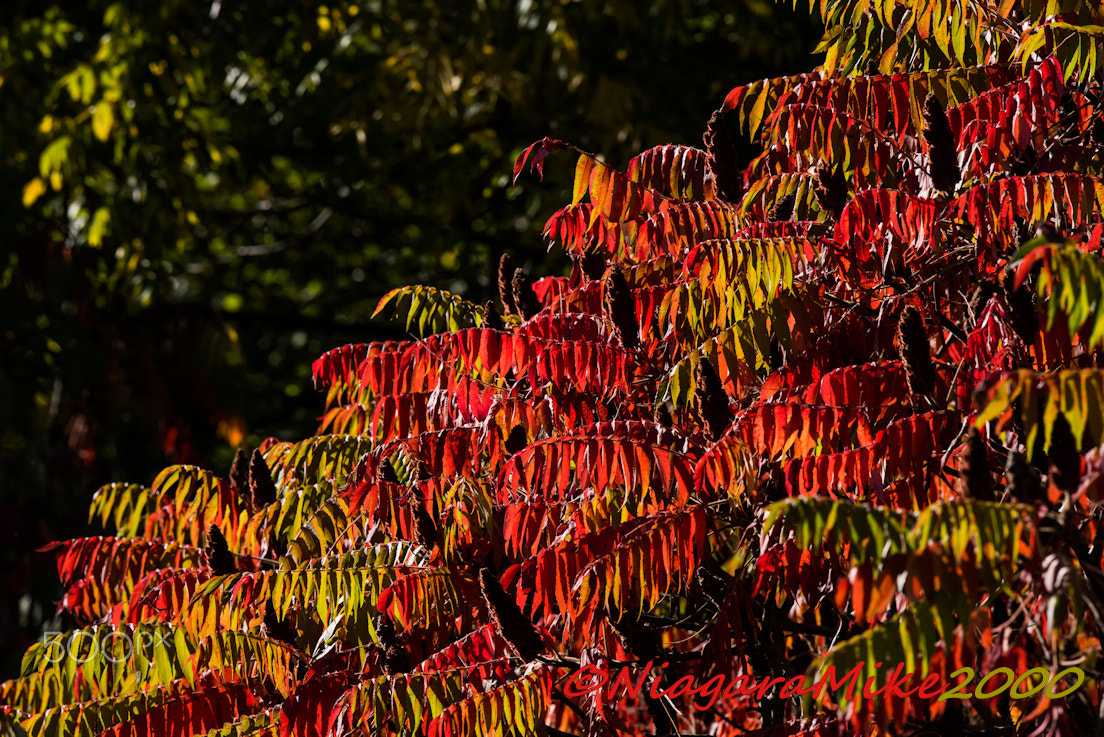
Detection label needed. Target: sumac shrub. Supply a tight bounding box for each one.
[5,1,1104,735]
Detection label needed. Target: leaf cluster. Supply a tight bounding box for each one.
[7,0,1104,735]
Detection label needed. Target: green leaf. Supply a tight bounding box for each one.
[373,285,481,337]
[38,136,72,177]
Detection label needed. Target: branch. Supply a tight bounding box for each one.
[226,206,333,258]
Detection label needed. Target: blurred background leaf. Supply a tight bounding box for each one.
[0,0,820,675]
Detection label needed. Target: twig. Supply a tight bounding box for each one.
[226,206,334,258]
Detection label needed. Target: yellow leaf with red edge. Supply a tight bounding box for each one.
[573,154,596,205]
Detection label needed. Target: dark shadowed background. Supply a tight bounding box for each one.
[0,0,821,673]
